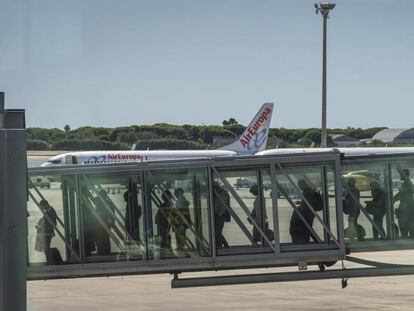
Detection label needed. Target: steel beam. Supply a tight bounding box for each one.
[0,99,27,311]
[171,266,414,288]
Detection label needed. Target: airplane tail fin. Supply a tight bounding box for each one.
[220,103,274,155]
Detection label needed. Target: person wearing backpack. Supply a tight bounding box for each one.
[290,179,323,244]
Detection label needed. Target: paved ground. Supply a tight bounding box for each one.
[28,251,414,311]
[27,273,414,311]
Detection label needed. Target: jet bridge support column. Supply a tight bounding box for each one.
[0,93,27,311]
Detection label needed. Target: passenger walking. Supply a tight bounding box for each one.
[35,199,58,263]
[124,189,142,242]
[393,169,414,238]
[213,182,230,249]
[365,181,386,240]
[290,179,323,244]
[171,188,191,251]
[343,178,363,241]
[249,184,274,242]
[155,189,173,251]
[249,184,268,243]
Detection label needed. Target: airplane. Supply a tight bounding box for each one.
[41,103,274,166]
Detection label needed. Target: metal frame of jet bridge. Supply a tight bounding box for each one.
[27,152,346,280]
[25,149,414,287]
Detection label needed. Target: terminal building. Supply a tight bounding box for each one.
[331,134,361,147]
[371,128,414,144]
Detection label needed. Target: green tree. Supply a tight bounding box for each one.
[222,118,238,126]
[119,132,138,144]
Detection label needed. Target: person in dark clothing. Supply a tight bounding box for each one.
[155,189,173,251]
[365,181,386,240]
[213,182,230,249]
[289,179,323,244]
[393,169,414,238]
[93,190,115,256]
[343,178,363,241]
[35,199,58,263]
[249,184,268,243]
[124,190,142,242]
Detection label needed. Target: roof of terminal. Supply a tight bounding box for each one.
[372,128,414,143]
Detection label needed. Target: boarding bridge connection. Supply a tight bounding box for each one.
[27,152,345,280]
[26,150,414,286]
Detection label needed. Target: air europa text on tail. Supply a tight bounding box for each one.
[240,107,272,148]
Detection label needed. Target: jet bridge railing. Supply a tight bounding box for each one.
[26,152,345,280]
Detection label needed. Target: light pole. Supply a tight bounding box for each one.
[315,2,335,148]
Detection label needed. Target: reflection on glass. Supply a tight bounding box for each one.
[145,168,210,259]
[78,174,144,262]
[342,163,390,242]
[391,164,414,239]
[213,168,274,252]
[27,175,80,266]
[276,165,336,247]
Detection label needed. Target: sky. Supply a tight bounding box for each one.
[1,0,414,129]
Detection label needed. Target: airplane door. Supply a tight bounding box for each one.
[64,155,72,164]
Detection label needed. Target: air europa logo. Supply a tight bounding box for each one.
[240,107,271,148]
[245,129,267,151]
[87,153,141,163]
[107,154,141,161]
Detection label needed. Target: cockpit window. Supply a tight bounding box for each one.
[48,159,62,164]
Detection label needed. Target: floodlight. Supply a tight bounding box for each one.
[321,3,336,10]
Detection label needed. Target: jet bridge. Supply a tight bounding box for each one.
[27,152,345,280]
[26,150,414,287]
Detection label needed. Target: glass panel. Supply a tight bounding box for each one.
[145,168,210,259]
[390,162,414,239]
[262,169,275,246]
[78,174,145,262]
[275,164,337,247]
[342,163,390,242]
[27,174,80,265]
[213,168,274,253]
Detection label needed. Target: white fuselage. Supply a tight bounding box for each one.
[256,147,414,157]
[42,150,237,166]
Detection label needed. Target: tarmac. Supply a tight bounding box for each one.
[27,250,414,311]
[28,265,414,311]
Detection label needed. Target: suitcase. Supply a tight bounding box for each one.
[46,247,63,265]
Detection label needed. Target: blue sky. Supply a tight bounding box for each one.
[1,0,414,129]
